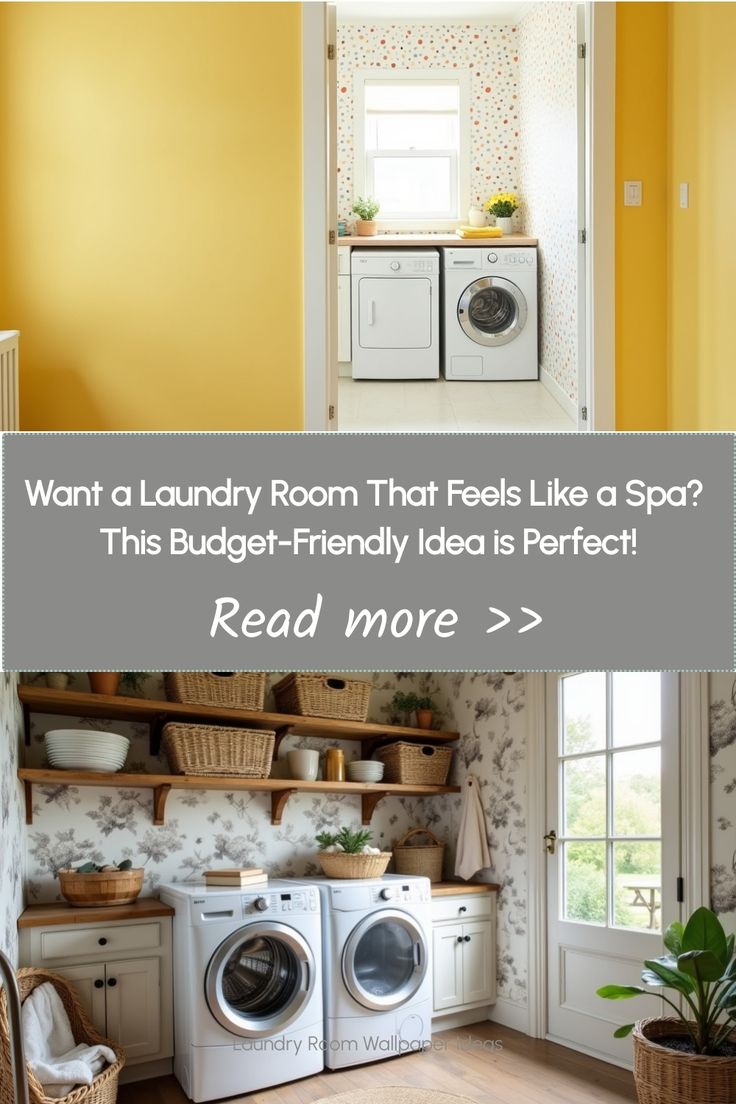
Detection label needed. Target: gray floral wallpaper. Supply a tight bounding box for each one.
[1,672,25,963]
[709,673,736,924]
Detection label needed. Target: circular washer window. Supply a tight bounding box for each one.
[458,276,527,347]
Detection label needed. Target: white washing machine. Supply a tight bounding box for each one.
[442,246,538,380]
[351,250,440,379]
[160,882,323,1102]
[297,874,433,1070]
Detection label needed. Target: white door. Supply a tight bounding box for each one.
[432,924,463,1011]
[56,963,107,1036]
[461,920,495,1006]
[546,672,680,1066]
[105,957,161,1060]
[357,278,432,349]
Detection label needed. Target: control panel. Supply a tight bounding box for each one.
[242,888,318,916]
[369,881,431,905]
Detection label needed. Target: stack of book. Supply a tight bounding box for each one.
[204,867,268,888]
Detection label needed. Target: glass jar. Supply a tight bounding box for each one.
[324,747,346,782]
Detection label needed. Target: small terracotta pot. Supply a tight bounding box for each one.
[356,219,378,237]
[416,709,434,730]
[88,672,121,696]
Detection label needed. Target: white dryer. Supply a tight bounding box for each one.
[351,249,440,379]
[442,246,538,380]
[300,874,433,1070]
[160,882,323,1102]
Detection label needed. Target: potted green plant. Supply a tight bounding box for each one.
[352,195,380,237]
[415,696,438,730]
[484,191,519,235]
[390,690,420,726]
[88,672,147,696]
[597,906,736,1103]
[120,672,148,696]
[315,825,391,879]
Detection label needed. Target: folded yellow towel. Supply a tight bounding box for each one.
[455,225,503,238]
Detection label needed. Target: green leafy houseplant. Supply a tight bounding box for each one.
[598,907,736,1055]
[352,196,380,221]
[316,826,374,853]
[390,691,420,722]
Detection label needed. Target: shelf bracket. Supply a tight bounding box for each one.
[152,784,171,826]
[23,703,31,747]
[24,780,34,825]
[361,791,390,825]
[272,725,294,757]
[271,788,298,826]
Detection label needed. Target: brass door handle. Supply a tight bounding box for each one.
[544,829,557,855]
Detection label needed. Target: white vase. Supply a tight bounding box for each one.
[496,216,514,235]
[468,207,486,228]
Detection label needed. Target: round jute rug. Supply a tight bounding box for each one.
[311,1090,479,1104]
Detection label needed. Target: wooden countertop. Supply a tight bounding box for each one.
[431,882,499,897]
[18,897,174,928]
[338,234,537,248]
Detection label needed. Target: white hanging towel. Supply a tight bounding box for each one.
[22,981,117,1098]
[454,774,491,880]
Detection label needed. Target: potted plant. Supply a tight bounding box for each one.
[390,690,420,726]
[352,195,380,237]
[415,696,437,730]
[45,672,71,690]
[88,672,121,695]
[120,672,148,697]
[597,906,736,1103]
[315,825,391,879]
[484,191,519,235]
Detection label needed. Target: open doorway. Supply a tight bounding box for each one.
[317,1,598,431]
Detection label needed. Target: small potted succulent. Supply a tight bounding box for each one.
[484,191,519,234]
[352,195,380,236]
[597,906,736,1103]
[315,825,391,879]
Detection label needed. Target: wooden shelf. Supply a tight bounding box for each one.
[19,768,460,828]
[19,685,459,757]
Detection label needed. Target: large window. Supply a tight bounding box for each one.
[354,71,470,229]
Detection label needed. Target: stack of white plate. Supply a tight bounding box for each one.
[45,729,130,772]
[347,759,384,783]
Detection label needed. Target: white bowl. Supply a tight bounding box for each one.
[46,729,129,772]
[46,729,129,750]
[347,761,384,782]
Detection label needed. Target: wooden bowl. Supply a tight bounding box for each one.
[58,868,144,907]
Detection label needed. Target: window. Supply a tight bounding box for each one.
[354,71,470,229]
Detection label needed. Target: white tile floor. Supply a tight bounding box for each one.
[337,377,576,432]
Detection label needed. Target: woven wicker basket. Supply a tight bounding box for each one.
[165,672,266,711]
[58,867,144,907]
[393,827,445,882]
[374,742,453,785]
[162,722,274,777]
[273,674,371,721]
[633,1018,736,1104]
[317,851,392,879]
[0,968,125,1104]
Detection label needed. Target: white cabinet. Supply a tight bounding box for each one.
[20,907,173,1083]
[431,892,496,1023]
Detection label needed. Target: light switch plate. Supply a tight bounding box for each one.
[624,181,642,206]
[680,183,689,209]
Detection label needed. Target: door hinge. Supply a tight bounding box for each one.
[581,405,588,422]
[578,42,586,60]
[580,228,587,245]
[328,404,336,421]
[328,230,336,246]
[676,876,684,904]
[327,44,336,61]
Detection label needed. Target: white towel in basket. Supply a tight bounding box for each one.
[454,774,491,880]
[22,981,117,1098]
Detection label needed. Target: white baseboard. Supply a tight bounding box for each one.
[119,1058,173,1084]
[487,996,530,1035]
[540,366,577,423]
[545,1033,632,1072]
[432,1005,494,1031]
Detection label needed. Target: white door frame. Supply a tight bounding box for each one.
[525,672,711,1042]
[302,1,617,431]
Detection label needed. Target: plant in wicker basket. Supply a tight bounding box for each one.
[315,826,391,879]
[598,907,736,1104]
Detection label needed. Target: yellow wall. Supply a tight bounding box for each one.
[668,3,736,430]
[615,3,668,430]
[0,3,303,430]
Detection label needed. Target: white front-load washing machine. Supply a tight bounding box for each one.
[351,249,440,379]
[297,874,433,1070]
[442,246,538,380]
[160,882,323,1102]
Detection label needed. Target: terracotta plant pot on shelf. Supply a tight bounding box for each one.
[356,219,378,237]
[415,709,434,730]
[88,672,121,695]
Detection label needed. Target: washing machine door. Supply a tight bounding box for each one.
[342,909,428,1012]
[204,922,315,1038]
[458,276,527,347]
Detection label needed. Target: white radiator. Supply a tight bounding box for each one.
[0,331,19,430]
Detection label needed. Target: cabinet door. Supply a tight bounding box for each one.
[55,963,107,1036]
[432,924,463,1012]
[461,920,495,1006]
[104,957,160,1061]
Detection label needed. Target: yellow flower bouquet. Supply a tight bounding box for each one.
[484,192,519,218]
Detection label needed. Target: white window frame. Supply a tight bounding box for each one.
[353,69,471,233]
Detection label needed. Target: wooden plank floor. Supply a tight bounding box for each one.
[120,1023,637,1104]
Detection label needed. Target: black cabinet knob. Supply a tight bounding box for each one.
[459,906,467,914]
[456,936,463,943]
[94,979,104,989]
[464,935,471,942]
[98,937,108,946]
[107,977,117,987]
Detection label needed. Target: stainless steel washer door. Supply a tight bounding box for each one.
[342,909,428,1012]
[458,276,527,347]
[205,922,314,1038]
